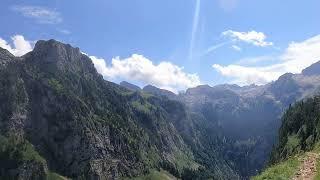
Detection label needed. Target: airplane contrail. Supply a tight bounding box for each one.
[200,41,233,57]
[188,0,201,61]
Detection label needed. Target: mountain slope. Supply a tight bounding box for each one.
[0,40,239,179]
[302,61,320,76]
[143,85,178,100]
[270,95,320,163]
[120,81,141,91]
[177,71,320,177]
[253,95,320,179]
[138,68,320,178]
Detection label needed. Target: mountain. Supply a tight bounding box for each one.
[2,39,320,179]
[302,61,320,76]
[119,81,141,91]
[124,66,320,178]
[178,71,320,177]
[270,95,320,163]
[0,40,239,179]
[253,95,320,179]
[143,85,178,100]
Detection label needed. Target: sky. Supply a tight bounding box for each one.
[0,0,320,92]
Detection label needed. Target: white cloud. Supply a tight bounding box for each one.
[90,54,201,92]
[231,45,241,51]
[222,30,273,47]
[12,5,62,24]
[213,64,283,85]
[0,35,33,56]
[213,34,320,85]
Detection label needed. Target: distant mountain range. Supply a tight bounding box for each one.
[121,60,320,177]
[1,39,320,179]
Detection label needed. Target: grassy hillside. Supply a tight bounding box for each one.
[252,153,302,179]
[270,96,320,163]
[253,146,320,180]
[253,95,320,179]
[124,170,177,180]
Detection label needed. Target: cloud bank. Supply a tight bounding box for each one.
[0,35,33,56]
[213,34,320,85]
[222,30,273,47]
[90,54,201,92]
[12,5,62,24]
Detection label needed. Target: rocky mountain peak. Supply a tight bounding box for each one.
[0,47,15,67]
[31,39,81,62]
[25,39,96,75]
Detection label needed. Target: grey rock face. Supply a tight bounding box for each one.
[12,161,48,180]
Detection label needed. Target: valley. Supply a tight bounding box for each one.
[1,39,320,179]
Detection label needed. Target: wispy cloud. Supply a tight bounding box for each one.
[231,45,241,51]
[89,54,201,92]
[58,29,71,35]
[188,0,201,60]
[235,55,276,66]
[200,41,231,57]
[0,35,33,56]
[222,30,273,47]
[12,5,62,24]
[213,34,320,85]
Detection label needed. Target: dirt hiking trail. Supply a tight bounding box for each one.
[292,152,319,180]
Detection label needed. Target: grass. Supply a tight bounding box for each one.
[173,151,199,172]
[131,100,153,114]
[251,155,301,180]
[312,144,320,180]
[0,135,46,164]
[315,160,320,180]
[47,172,68,180]
[253,143,320,180]
[124,170,176,180]
[48,78,64,94]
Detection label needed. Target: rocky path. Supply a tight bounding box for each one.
[293,152,319,180]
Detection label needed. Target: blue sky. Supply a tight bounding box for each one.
[1,0,320,92]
